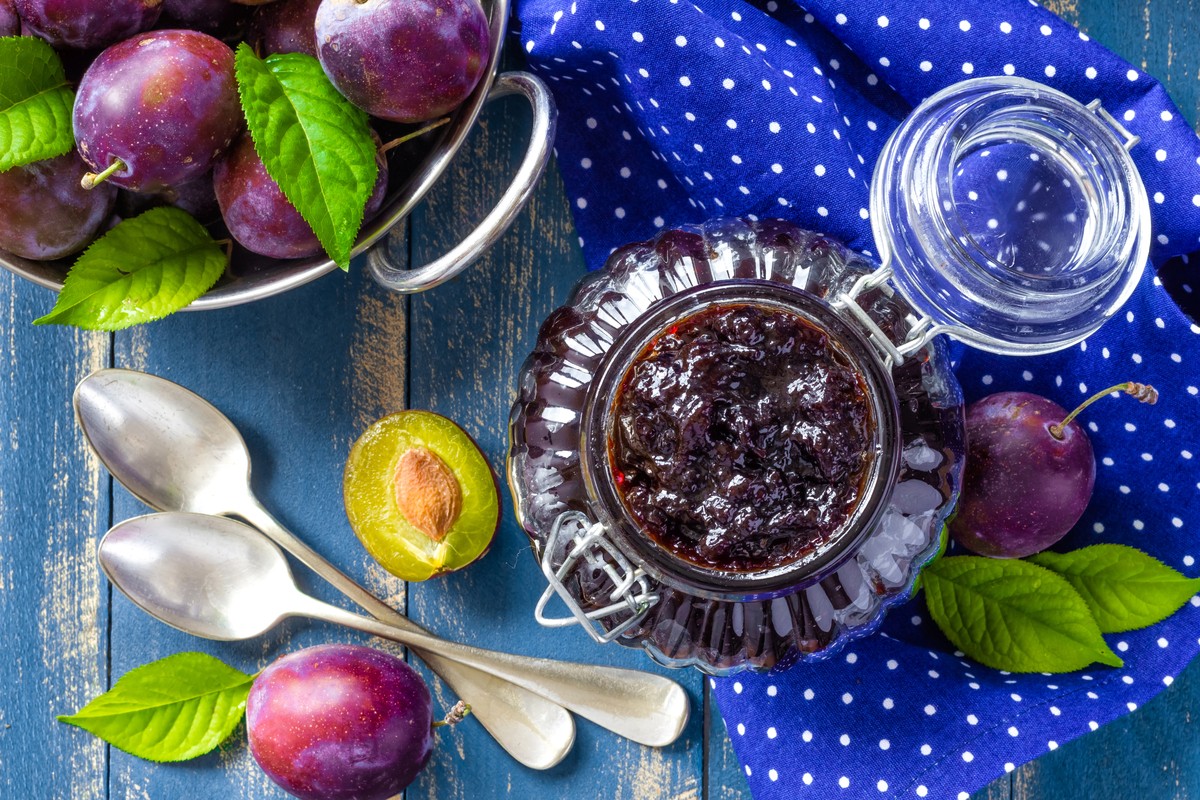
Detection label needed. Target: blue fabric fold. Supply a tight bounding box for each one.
[512,1,1200,796]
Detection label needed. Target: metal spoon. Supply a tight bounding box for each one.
[73,368,575,768]
[101,513,690,748]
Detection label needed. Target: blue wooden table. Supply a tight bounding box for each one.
[2,2,1198,797]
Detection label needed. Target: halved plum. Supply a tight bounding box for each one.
[344,411,499,581]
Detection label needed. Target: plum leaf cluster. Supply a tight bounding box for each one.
[1030,544,1200,633]
[924,545,1198,673]
[924,556,1123,673]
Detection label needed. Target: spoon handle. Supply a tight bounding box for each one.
[299,595,690,748]
[237,498,575,769]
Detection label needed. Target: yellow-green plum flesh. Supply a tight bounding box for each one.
[344,411,499,581]
[246,644,433,800]
[950,392,1095,559]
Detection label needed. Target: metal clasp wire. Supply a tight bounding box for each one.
[1087,99,1140,151]
[534,510,660,643]
[831,266,942,369]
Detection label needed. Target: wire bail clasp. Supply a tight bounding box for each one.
[1087,99,1140,151]
[534,510,660,643]
[831,266,945,369]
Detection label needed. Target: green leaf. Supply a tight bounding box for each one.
[924,555,1123,673]
[1030,544,1200,633]
[34,207,227,330]
[0,36,75,172]
[234,44,377,269]
[58,652,254,762]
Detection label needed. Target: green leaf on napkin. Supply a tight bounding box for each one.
[58,652,255,762]
[0,36,75,172]
[234,45,377,270]
[924,556,1123,673]
[1030,544,1200,633]
[34,207,227,330]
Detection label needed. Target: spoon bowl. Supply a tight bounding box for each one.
[75,370,253,516]
[100,512,294,641]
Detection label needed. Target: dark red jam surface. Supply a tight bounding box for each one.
[609,303,873,572]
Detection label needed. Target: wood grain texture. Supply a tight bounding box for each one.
[0,271,109,800]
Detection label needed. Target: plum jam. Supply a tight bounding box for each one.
[609,303,873,572]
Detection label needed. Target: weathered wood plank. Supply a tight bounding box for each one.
[406,90,705,799]
[0,273,110,800]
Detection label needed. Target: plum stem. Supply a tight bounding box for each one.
[81,159,125,190]
[379,118,451,155]
[213,238,234,264]
[432,700,471,728]
[1049,382,1159,440]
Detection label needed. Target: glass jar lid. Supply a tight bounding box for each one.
[867,77,1151,357]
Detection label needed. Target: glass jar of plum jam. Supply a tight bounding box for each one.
[509,77,1150,674]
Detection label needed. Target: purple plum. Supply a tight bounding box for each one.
[246,644,434,800]
[951,392,1096,559]
[14,0,162,49]
[251,0,320,56]
[0,150,116,260]
[0,0,20,36]
[74,30,241,193]
[315,0,489,123]
[213,136,321,259]
[215,133,388,259]
[951,383,1157,558]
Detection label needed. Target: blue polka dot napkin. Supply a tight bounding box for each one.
[512,0,1200,797]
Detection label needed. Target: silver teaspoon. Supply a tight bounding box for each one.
[73,368,574,768]
[100,513,690,748]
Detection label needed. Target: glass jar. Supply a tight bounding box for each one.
[508,77,1151,675]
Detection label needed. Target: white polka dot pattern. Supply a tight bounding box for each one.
[517,0,1200,798]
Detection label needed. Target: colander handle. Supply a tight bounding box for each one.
[366,71,557,294]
